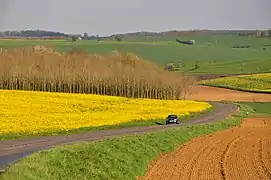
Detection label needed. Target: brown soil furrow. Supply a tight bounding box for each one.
[244,132,262,180]
[143,137,215,180]
[224,131,262,180]
[263,139,271,177]
[220,135,242,180]
[189,139,230,180]
[249,133,262,179]
[183,142,214,179]
[258,138,271,179]
[262,139,271,174]
[190,130,244,180]
[142,118,271,180]
[178,137,218,180]
[186,139,223,180]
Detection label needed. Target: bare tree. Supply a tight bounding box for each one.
[0,47,196,100]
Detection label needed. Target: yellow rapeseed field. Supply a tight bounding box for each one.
[0,90,211,135]
[200,73,271,93]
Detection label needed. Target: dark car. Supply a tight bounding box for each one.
[166,114,180,125]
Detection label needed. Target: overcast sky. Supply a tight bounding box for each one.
[0,0,270,36]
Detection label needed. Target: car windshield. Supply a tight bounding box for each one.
[168,115,177,118]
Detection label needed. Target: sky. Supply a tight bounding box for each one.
[0,0,270,36]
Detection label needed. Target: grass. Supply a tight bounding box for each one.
[199,73,271,93]
[239,102,271,115]
[1,35,271,74]
[0,103,254,180]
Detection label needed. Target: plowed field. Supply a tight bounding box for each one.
[141,117,271,180]
[187,85,271,102]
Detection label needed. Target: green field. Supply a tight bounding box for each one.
[199,73,271,93]
[0,103,253,180]
[240,102,271,115]
[1,35,271,74]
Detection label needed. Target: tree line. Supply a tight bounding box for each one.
[0,46,196,100]
[0,30,69,37]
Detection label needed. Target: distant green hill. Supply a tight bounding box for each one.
[0,34,270,75]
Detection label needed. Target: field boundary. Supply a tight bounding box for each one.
[0,102,238,173]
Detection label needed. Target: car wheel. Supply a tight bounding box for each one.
[176,120,180,124]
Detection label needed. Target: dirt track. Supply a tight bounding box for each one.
[141,117,271,180]
[187,85,271,102]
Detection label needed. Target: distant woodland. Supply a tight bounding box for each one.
[0,29,269,39]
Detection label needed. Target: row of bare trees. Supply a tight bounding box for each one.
[0,46,196,100]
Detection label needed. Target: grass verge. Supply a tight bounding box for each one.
[238,102,271,115]
[0,106,214,141]
[0,103,253,180]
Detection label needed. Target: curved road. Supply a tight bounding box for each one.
[0,102,238,173]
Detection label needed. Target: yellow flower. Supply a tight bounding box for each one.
[0,90,211,135]
[200,73,271,92]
